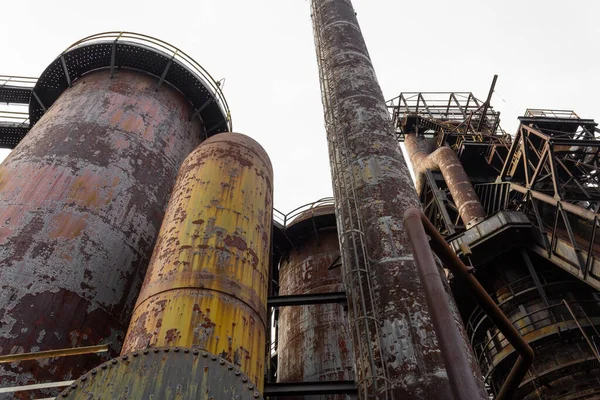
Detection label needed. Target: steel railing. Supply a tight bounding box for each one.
[59,32,232,132]
[0,110,30,126]
[466,270,569,334]
[273,197,334,229]
[524,109,580,119]
[474,300,600,377]
[0,75,37,89]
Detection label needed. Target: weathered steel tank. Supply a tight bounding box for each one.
[121,132,273,392]
[464,251,600,399]
[276,204,354,399]
[0,32,230,396]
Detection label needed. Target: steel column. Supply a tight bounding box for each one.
[310,0,476,397]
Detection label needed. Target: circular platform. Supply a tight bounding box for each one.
[272,198,338,267]
[29,32,231,136]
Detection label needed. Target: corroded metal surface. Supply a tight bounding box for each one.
[59,348,263,400]
[405,134,486,227]
[121,132,273,391]
[404,209,487,400]
[0,69,202,395]
[466,259,600,399]
[310,0,478,398]
[277,219,354,400]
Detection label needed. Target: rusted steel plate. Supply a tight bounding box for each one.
[310,0,486,398]
[277,221,354,400]
[122,132,273,391]
[0,69,202,394]
[59,348,263,400]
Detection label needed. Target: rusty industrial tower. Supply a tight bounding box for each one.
[0,1,599,399]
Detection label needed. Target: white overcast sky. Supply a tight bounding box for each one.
[1,0,599,213]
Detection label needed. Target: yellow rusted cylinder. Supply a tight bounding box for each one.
[121,132,273,390]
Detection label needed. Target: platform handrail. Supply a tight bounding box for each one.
[57,31,231,131]
[0,75,37,89]
[273,197,335,229]
[0,111,30,126]
[524,109,580,119]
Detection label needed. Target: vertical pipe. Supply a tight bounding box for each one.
[121,132,273,391]
[404,209,487,400]
[418,212,534,400]
[310,0,482,397]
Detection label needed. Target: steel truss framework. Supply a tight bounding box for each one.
[500,112,600,207]
[390,89,600,399]
[391,97,600,290]
[386,85,511,150]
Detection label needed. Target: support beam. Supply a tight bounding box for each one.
[267,292,347,307]
[0,344,109,364]
[0,380,73,394]
[264,381,357,396]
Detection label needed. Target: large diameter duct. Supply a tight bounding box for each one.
[277,206,354,398]
[0,70,202,387]
[310,0,486,398]
[121,132,273,391]
[405,134,486,227]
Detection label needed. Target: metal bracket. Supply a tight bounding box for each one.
[31,90,46,112]
[189,97,213,122]
[60,56,72,87]
[156,51,177,91]
[110,33,123,79]
[263,380,357,396]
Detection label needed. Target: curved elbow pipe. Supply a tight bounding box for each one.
[405,134,486,227]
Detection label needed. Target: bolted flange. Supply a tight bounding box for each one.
[58,348,263,400]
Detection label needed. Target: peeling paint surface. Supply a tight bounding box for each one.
[121,132,273,391]
[404,134,486,226]
[310,0,475,397]
[0,69,202,396]
[277,223,354,400]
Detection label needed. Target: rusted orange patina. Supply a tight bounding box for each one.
[122,132,273,390]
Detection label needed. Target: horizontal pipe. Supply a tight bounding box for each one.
[404,208,486,400]
[413,209,534,400]
[264,380,357,396]
[268,292,347,307]
[510,183,599,221]
[0,344,109,364]
[0,380,74,394]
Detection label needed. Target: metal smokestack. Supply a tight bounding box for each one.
[309,0,486,398]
